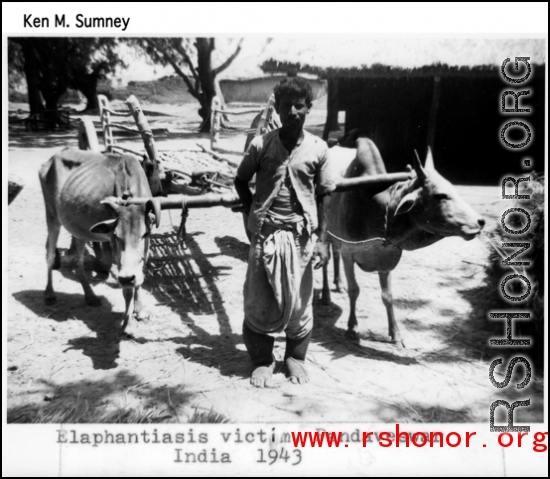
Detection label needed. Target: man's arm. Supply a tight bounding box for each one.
[313,193,331,269]
[234,176,253,213]
[234,135,261,219]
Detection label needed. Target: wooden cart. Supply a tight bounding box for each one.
[77,94,412,244]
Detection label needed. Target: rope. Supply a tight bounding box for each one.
[326,193,394,253]
[212,108,262,116]
[177,197,189,250]
[327,230,386,246]
[327,230,389,254]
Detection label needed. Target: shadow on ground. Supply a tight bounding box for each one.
[7,371,198,423]
[8,126,79,150]
[312,295,418,366]
[12,289,124,370]
[142,231,248,379]
[418,280,545,370]
[214,235,249,262]
[373,398,475,423]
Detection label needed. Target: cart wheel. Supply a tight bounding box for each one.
[78,118,100,151]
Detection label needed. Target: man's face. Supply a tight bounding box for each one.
[276,95,310,133]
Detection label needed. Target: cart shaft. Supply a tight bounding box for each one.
[124,172,412,209]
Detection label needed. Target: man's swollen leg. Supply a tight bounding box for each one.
[284,330,311,385]
[243,321,275,388]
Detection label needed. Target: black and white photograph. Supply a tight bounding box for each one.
[3,3,548,476]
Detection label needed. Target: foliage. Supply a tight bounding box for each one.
[8,402,231,424]
[482,174,545,365]
[8,37,125,119]
[131,38,243,132]
[7,402,173,424]
[188,406,231,424]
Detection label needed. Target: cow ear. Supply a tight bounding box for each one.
[100,197,121,212]
[395,190,419,216]
[147,212,157,229]
[146,198,162,228]
[90,218,118,235]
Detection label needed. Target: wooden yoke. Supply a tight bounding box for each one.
[125,193,242,209]
[122,171,413,210]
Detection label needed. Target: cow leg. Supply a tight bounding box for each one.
[379,271,405,348]
[63,236,79,269]
[342,254,359,341]
[67,236,78,256]
[52,246,61,270]
[121,287,135,333]
[74,238,101,307]
[100,242,113,274]
[45,220,61,304]
[92,242,103,271]
[46,238,61,270]
[321,263,331,305]
[333,248,344,292]
[322,246,343,304]
[133,286,149,322]
[92,242,112,275]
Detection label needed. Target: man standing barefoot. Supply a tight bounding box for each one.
[234,77,334,388]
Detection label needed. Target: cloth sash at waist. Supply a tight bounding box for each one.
[262,223,310,330]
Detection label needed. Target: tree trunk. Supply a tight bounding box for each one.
[196,38,217,133]
[20,41,44,114]
[71,63,106,111]
[43,94,68,129]
[198,89,216,133]
[83,92,99,112]
[75,78,100,111]
[40,73,69,128]
[36,39,70,129]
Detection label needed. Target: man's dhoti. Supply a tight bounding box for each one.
[243,223,314,340]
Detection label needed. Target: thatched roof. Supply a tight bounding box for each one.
[261,37,547,78]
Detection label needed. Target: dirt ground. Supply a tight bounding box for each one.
[6,99,544,424]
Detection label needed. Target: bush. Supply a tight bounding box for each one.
[483,174,545,363]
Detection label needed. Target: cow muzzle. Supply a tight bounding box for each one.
[460,217,486,240]
[118,275,136,288]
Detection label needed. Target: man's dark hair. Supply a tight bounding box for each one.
[274,77,314,108]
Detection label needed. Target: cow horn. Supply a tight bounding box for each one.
[413,150,427,181]
[425,146,435,170]
[100,196,121,212]
[146,197,162,228]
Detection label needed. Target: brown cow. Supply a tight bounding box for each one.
[323,138,485,347]
[39,148,161,331]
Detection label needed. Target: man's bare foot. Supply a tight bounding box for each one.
[285,357,309,384]
[251,362,276,388]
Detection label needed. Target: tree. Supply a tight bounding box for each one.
[9,37,124,126]
[134,38,243,132]
[9,39,45,115]
[68,39,123,111]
